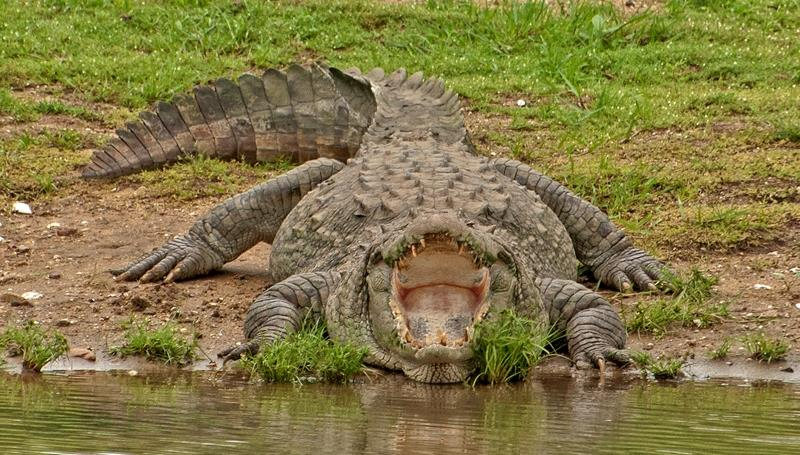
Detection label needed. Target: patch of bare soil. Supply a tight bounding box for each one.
[623,247,800,381]
[1,182,269,368]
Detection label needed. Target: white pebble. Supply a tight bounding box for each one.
[47,222,61,229]
[753,284,772,290]
[12,202,32,214]
[21,291,43,300]
[516,99,526,107]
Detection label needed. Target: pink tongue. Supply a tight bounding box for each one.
[402,285,475,342]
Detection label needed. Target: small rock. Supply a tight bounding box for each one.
[515,99,526,107]
[753,284,772,290]
[1,293,30,307]
[644,342,654,351]
[127,370,138,376]
[179,327,188,334]
[48,272,61,279]
[47,222,62,229]
[56,227,79,237]
[129,296,150,311]
[56,319,73,327]
[16,245,31,254]
[780,367,794,373]
[69,347,96,361]
[795,303,800,310]
[21,291,43,301]
[12,202,32,215]
[625,0,635,7]
[767,251,779,256]
[726,361,733,366]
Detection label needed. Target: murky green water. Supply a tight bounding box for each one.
[1,372,799,454]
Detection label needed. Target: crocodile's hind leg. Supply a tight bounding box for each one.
[492,158,667,292]
[537,278,628,370]
[218,271,341,361]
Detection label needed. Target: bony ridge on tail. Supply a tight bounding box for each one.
[96,62,667,383]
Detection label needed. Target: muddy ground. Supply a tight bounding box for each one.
[1,103,799,383]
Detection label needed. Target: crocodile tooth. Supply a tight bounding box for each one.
[411,245,417,257]
[438,329,447,346]
[419,238,426,248]
[458,244,465,256]
[465,326,474,342]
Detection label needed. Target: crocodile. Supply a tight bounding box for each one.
[94,63,666,383]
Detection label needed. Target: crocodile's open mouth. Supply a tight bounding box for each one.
[388,234,491,362]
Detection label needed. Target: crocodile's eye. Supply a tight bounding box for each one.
[367,263,391,291]
[490,264,511,293]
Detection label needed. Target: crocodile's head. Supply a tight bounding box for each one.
[328,214,524,383]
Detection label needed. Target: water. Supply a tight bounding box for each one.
[1,371,799,454]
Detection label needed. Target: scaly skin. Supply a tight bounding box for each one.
[107,63,667,383]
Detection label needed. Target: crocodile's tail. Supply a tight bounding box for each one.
[82,63,377,178]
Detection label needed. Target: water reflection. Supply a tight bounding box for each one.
[0,371,798,454]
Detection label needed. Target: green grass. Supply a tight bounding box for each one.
[0,0,796,248]
[109,318,198,366]
[0,88,103,123]
[0,129,90,206]
[742,333,790,363]
[470,310,555,385]
[708,338,732,360]
[240,323,367,384]
[632,351,685,380]
[129,155,293,200]
[624,269,728,336]
[0,322,69,372]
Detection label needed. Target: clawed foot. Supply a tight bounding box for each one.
[592,247,668,292]
[217,341,260,364]
[574,347,631,372]
[112,234,224,283]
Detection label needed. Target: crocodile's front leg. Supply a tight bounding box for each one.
[493,158,666,291]
[115,158,344,282]
[537,277,628,370]
[218,271,341,361]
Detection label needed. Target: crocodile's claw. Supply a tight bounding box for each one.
[218,341,260,364]
[574,347,631,371]
[592,247,667,292]
[113,234,224,283]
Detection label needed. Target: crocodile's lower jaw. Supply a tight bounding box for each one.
[402,361,473,384]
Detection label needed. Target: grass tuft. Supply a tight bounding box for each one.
[110,318,197,366]
[742,333,790,363]
[772,124,800,144]
[708,338,732,360]
[625,269,727,336]
[240,323,367,384]
[470,310,554,385]
[32,100,102,122]
[632,351,684,380]
[0,88,37,121]
[0,322,69,372]
[129,155,293,200]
